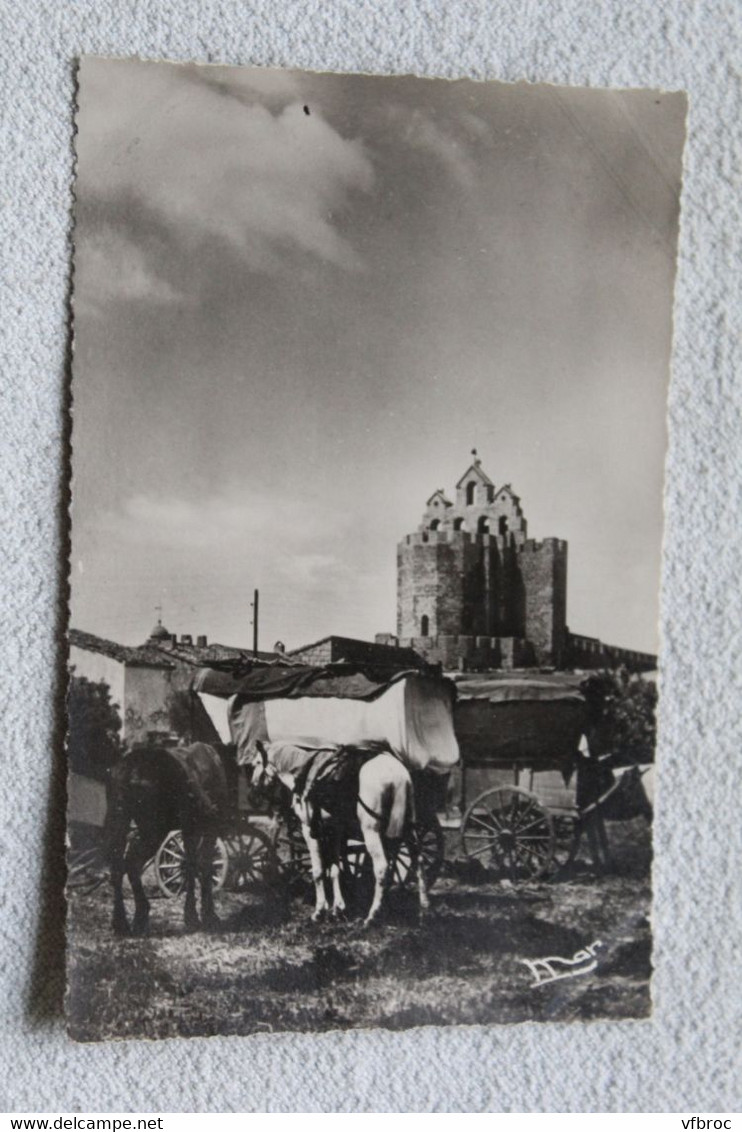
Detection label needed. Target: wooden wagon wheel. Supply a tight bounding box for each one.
[273,809,313,892]
[461,786,555,884]
[220,821,279,892]
[342,837,370,884]
[338,818,445,892]
[388,818,445,889]
[153,830,229,898]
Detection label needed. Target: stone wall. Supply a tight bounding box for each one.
[288,639,334,666]
[290,635,426,669]
[565,631,656,672]
[397,530,481,639]
[398,633,534,670]
[123,666,175,743]
[518,538,568,666]
[397,527,567,668]
[398,528,531,641]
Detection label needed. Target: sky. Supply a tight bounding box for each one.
[70,58,686,655]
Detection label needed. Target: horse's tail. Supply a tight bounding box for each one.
[379,755,413,840]
[356,752,414,840]
[386,771,412,840]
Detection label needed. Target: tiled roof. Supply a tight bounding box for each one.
[148,640,282,666]
[69,628,175,669]
[70,628,286,671]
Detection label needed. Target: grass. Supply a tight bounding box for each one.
[66,819,652,1041]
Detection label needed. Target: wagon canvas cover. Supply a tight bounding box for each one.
[454,677,586,768]
[194,667,460,774]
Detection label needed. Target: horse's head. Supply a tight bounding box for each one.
[244,741,281,811]
[247,741,269,783]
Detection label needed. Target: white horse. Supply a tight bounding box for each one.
[251,742,429,927]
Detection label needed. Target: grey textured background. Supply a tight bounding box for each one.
[1,0,740,1113]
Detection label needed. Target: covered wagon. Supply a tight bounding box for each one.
[453,675,588,882]
[189,660,460,891]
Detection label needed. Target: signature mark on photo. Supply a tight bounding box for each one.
[520,939,604,988]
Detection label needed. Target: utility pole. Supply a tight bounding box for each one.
[251,589,259,655]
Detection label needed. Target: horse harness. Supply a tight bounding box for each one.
[296,746,385,831]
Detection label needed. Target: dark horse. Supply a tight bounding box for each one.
[105,741,228,935]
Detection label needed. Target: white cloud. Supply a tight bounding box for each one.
[74,228,185,315]
[275,552,353,588]
[190,63,303,106]
[76,58,375,284]
[385,105,477,189]
[90,487,361,641]
[103,489,340,551]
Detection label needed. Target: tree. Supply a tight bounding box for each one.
[580,667,657,764]
[67,670,124,781]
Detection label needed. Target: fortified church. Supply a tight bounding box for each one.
[69,452,656,755]
[378,452,655,674]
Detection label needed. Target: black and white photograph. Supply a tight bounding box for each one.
[66,56,686,1042]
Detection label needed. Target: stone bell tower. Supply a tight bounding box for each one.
[395,452,567,669]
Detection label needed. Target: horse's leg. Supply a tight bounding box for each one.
[198,835,221,932]
[564,817,583,870]
[595,811,613,871]
[111,862,129,936]
[294,797,329,922]
[305,822,330,922]
[329,863,346,919]
[585,814,605,876]
[108,812,131,936]
[126,836,152,936]
[182,830,201,931]
[412,834,430,922]
[328,827,346,920]
[360,822,388,927]
[406,786,430,922]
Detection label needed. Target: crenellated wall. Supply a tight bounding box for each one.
[565,631,656,672]
[398,633,535,670]
[397,529,482,639]
[397,530,567,667]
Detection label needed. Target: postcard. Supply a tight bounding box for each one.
[66,57,685,1040]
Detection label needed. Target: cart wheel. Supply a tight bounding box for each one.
[273,810,312,891]
[154,830,229,898]
[389,819,445,889]
[342,837,370,884]
[461,786,555,884]
[221,822,278,891]
[338,818,445,892]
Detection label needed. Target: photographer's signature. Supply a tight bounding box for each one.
[520,939,603,987]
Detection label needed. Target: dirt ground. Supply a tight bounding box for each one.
[66,819,652,1041]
